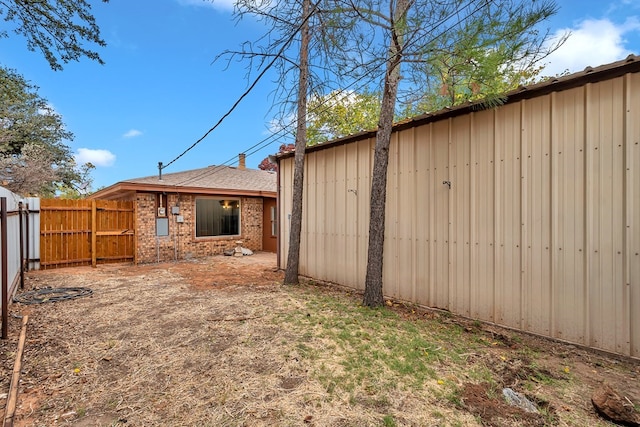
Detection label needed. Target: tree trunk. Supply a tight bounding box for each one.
[363,0,407,307]
[284,0,311,285]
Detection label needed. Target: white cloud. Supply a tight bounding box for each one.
[176,0,234,12]
[75,148,116,167]
[123,129,143,138]
[264,114,294,136]
[543,17,640,76]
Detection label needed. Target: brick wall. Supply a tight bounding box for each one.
[135,193,265,264]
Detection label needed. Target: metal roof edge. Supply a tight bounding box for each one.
[277,54,640,160]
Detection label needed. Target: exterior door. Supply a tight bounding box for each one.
[262,198,277,252]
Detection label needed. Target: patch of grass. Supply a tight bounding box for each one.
[444,384,463,407]
[382,414,396,426]
[510,334,523,344]
[485,382,502,400]
[277,286,485,398]
[468,365,495,384]
[536,401,560,425]
[527,362,558,386]
[295,343,317,360]
[272,284,616,425]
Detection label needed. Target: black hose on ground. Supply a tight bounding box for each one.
[13,287,93,305]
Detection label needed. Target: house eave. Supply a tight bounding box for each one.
[90,182,277,200]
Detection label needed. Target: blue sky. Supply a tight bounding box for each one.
[1,0,639,190]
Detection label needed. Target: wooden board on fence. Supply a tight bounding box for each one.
[40,199,135,269]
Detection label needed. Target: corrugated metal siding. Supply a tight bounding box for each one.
[279,71,640,358]
[627,72,640,358]
[0,188,27,301]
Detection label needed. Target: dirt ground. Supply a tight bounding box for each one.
[0,253,638,426]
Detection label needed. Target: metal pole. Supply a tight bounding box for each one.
[2,197,8,339]
[18,202,24,289]
[24,203,29,272]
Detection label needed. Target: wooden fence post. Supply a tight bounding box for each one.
[91,200,97,268]
[134,200,138,265]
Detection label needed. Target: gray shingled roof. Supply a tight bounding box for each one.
[123,165,277,192]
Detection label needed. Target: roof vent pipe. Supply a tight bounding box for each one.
[239,153,246,170]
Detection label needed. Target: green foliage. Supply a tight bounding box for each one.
[382,414,396,426]
[0,67,72,156]
[402,3,560,114]
[0,0,109,71]
[323,0,562,116]
[307,90,381,144]
[0,0,106,195]
[267,1,563,142]
[0,66,92,197]
[56,162,95,198]
[259,88,380,163]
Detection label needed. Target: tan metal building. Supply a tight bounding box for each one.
[277,55,640,358]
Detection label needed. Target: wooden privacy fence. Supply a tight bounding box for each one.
[40,199,135,269]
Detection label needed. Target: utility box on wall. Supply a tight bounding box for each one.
[156,217,169,236]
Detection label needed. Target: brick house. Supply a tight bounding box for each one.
[91,155,277,264]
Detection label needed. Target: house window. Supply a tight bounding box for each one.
[195,198,240,237]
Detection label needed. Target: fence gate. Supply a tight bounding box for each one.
[40,199,135,269]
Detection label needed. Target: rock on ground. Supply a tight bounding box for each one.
[591,383,640,427]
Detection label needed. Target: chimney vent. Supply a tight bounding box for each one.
[238,153,246,170]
